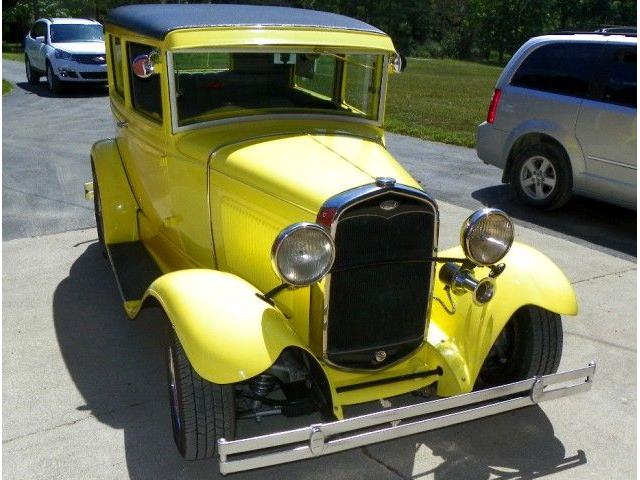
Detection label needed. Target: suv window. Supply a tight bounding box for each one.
[602,47,636,108]
[31,21,46,40]
[128,42,163,122]
[511,43,601,98]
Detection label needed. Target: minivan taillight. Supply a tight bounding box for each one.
[487,88,502,124]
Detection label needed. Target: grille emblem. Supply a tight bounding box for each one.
[380,200,399,211]
[374,350,387,362]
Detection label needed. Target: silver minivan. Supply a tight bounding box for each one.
[477,32,636,210]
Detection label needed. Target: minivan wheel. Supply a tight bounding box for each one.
[25,56,40,84]
[512,143,572,210]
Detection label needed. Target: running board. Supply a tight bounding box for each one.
[218,362,596,475]
[107,241,161,303]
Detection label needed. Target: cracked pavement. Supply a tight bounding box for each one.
[2,59,637,479]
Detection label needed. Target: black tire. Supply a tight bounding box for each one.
[25,55,40,85]
[511,143,572,210]
[90,162,107,258]
[46,61,63,94]
[476,306,563,388]
[167,332,235,460]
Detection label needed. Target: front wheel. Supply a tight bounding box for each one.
[25,56,40,84]
[476,306,563,388]
[46,62,63,94]
[167,332,235,460]
[511,143,572,210]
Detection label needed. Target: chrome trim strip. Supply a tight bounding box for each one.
[317,183,440,371]
[218,363,596,474]
[588,155,637,170]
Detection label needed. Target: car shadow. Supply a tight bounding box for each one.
[16,80,108,98]
[472,185,636,258]
[53,242,589,480]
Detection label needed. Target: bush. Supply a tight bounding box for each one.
[413,40,445,59]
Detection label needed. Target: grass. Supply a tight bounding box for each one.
[3,79,13,95]
[3,42,24,62]
[385,57,502,147]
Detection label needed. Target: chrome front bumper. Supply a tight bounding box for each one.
[218,362,595,475]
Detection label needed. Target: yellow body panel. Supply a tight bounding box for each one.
[96,21,579,414]
[91,139,139,244]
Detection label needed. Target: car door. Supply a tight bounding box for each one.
[26,21,47,71]
[575,44,636,207]
[116,41,183,264]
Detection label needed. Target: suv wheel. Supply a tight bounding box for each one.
[25,56,40,85]
[46,62,63,94]
[512,143,572,210]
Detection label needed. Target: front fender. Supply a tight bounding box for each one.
[430,241,577,396]
[137,269,306,384]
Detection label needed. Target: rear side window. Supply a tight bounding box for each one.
[128,42,162,122]
[602,48,636,108]
[511,43,601,98]
[110,36,124,98]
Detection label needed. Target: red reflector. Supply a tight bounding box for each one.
[487,88,502,124]
[317,207,338,228]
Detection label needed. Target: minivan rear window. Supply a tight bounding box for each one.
[511,43,600,98]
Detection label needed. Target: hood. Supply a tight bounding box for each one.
[51,42,105,55]
[211,133,421,213]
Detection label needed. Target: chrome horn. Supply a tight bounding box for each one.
[439,262,496,305]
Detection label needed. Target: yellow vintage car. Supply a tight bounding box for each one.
[86,4,595,474]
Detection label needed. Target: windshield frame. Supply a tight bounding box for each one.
[167,46,389,134]
[49,24,104,43]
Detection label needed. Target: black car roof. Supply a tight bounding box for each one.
[105,4,384,40]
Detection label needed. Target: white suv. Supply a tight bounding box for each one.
[476,30,636,210]
[24,18,107,94]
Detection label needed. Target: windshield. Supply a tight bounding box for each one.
[171,49,385,127]
[50,24,103,43]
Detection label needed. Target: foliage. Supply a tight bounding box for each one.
[385,58,501,147]
[3,79,14,95]
[3,0,636,63]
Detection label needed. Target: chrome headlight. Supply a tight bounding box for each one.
[271,223,335,286]
[461,208,514,266]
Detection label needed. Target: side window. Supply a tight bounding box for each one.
[511,43,600,98]
[602,48,636,108]
[110,36,125,98]
[31,22,45,39]
[128,42,162,121]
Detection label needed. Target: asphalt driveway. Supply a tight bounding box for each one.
[2,59,637,480]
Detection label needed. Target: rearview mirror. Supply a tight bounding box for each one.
[132,50,160,78]
[35,36,45,44]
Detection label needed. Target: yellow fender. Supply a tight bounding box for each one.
[430,241,577,396]
[136,269,307,384]
[91,139,139,245]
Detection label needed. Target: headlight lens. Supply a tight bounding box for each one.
[271,223,335,286]
[55,50,73,60]
[461,208,514,266]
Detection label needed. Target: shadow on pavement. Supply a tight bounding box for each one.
[472,184,636,258]
[53,242,588,480]
[365,406,587,479]
[16,81,108,98]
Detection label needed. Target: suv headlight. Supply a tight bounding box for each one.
[55,50,74,60]
[271,223,335,286]
[460,208,514,266]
